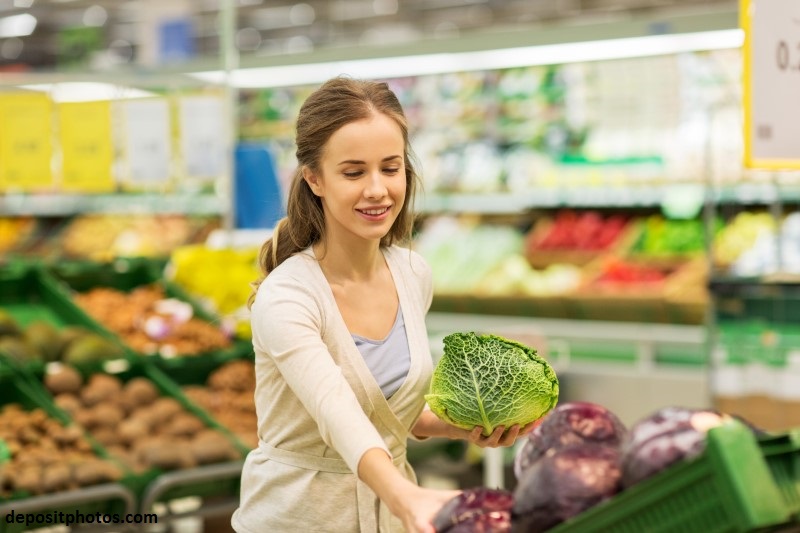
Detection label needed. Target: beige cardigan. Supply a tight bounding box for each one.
[232,245,434,533]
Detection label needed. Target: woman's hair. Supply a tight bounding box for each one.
[248,77,420,307]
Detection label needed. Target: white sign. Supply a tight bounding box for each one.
[744,0,800,168]
[123,99,172,184]
[179,96,227,179]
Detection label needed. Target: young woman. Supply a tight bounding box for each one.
[233,77,534,533]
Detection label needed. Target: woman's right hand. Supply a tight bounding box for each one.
[397,485,461,533]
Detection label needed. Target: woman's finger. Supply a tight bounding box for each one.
[500,424,522,446]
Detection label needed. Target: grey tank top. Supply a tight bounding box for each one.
[351,306,411,399]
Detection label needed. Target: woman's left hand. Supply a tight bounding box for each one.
[461,419,541,448]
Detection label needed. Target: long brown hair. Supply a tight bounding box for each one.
[248,77,421,307]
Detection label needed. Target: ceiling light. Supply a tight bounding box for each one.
[0,13,36,38]
[83,5,108,27]
[189,28,744,89]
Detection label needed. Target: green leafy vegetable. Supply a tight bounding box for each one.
[425,332,559,436]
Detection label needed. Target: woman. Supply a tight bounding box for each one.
[233,77,533,533]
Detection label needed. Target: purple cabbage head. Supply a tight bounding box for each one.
[432,487,514,533]
[514,401,627,481]
[620,406,728,488]
[512,443,622,533]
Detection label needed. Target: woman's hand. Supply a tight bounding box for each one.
[398,486,461,533]
[460,419,541,448]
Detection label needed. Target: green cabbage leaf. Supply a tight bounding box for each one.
[425,332,559,436]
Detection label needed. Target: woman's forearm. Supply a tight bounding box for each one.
[411,410,459,440]
[357,448,415,517]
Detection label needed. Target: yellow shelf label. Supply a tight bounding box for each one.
[0,94,53,191]
[58,101,114,192]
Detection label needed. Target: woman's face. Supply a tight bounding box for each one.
[304,112,407,246]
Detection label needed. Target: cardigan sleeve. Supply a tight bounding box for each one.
[251,271,390,474]
[409,249,433,313]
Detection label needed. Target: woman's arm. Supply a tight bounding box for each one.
[358,448,459,533]
[412,409,538,447]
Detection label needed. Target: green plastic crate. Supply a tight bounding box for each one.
[21,360,246,507]
[547,421,792,533]
[0,374,134,533]
[759,429,800,520]
[46,258,253,370]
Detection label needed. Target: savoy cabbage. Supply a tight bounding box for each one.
[425,332,559,436]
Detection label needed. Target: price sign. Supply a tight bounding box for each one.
[58,101,114,192]
[742,0,800,168]
[122,99,171,187]
[178,96,227,180]
[0,94,53,191]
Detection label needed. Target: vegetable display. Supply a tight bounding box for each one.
[513,401,627,480]
[425,332,559,436]
[432,487,514,533]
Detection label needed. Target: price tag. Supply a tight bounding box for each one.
[58,101,114,192]
[0,94,53,191]
[179,96,227,179]
[122,99,171,187]
[742,0,800,168]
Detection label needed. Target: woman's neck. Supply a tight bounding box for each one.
[313,239,385,283]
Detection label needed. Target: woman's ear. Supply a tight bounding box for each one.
[302,167,323,197]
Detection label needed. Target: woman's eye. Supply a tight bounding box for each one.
[343,171,362,178]
[383,168,401,175]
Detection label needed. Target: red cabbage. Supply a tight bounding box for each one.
[433,487,513,533]
[514,401,627,481]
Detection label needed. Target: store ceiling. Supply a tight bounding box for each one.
[3,0,737,70]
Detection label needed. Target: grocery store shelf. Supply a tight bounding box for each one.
[416,183,800,214]
[0,193,225,216]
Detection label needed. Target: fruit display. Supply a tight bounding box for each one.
[0,311,124,366]
[54,214,219,261]
[0,217,37,255]
[168,245,260,339]
[713,211,776,273]
[632,215,710,257]
[0,403,123,497]
[590,258,672,288]
[529,211,631,252]
[72,284,232,357]
[182,359,257,449]
[42,365,242,473]
[474,254,583,297]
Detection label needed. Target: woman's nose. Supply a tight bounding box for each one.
[364,170,388,198]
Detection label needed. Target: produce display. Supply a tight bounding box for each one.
[73,284,232,357]
[0,311,124,366]
[425,333,559,436]
[430,402,785,532]
[42,365,242,473]
[632,215,708,257]
[713,211,776,274]
[49,214,219,261]
[0,404,123,497]
[526,211,630,254]
[168,244,260,339]
[182,359,257,449]
[0,217,37,254]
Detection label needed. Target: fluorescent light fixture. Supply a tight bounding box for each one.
[0,13,36,38]
[19,82,156,103]
[189,28,744,89]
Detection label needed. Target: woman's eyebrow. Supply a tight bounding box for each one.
[337,155,402,165]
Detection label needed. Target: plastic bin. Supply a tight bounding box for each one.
[0,374,135,533]
[46,258,253,371]
[548,421,792,533]
[758,429,800,520]
[20,360,247,508]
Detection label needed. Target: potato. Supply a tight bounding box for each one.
[80,373,123,407]
[190,430,239,465]
[41,463,71,493]
[118,418,149,446]
[163,413,205,437]
[44,366,83,395]
[90,404,125,428]
[53,394,82,416]
[121,377,159,408]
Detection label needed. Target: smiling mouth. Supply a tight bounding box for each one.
[357,207,390,215]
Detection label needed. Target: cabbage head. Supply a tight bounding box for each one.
[425,332,559,436]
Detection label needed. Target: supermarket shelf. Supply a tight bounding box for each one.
[0,193,225,216]
[416,183,800,214]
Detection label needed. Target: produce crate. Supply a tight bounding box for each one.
[0,265,126,375]
[758,429,800,519]
[20,360,248,507]
[711,278,800,325]
[46,258,253,371]
[0,373,135,533]
[153,353,257,451]
[430,294,570,320]
[548,421,792,533]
